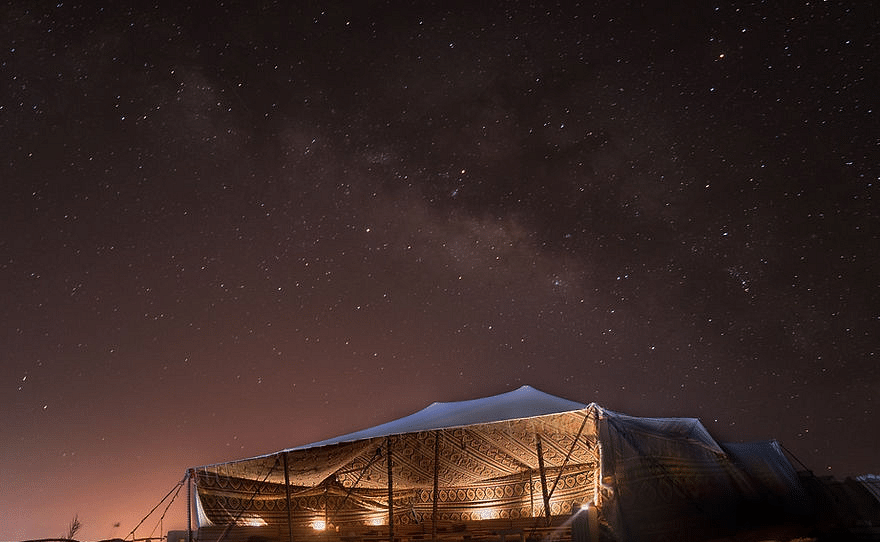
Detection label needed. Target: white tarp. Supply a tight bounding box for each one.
[295,385,588,450]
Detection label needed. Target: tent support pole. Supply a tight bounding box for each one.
[386,436,394,542]
[535,435,552,526]
[547,411,590,499]
[529,470,535,518]
[283,452,294,542]
[432,430,440,542]
[593,450,600,507]
[186,469,193,542]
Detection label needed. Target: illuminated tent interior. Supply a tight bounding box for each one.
[189,386,810,542]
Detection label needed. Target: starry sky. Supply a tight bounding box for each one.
[1,1,877,540]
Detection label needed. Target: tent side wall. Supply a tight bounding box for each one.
[196,466,596,526]
[194,408,601,538]
[722,440,814,521]
[599,411,749,542]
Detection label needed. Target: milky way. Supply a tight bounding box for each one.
[1,2,877,540]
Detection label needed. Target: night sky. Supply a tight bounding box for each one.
[1,1,877,540]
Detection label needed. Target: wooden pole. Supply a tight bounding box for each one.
[186,469,193,542]
[283,452,294,542]
[386,437,394,542]
[529,470,535,518]
[535,435,552,525]
[432,430,440,542]
[324,486,329,541]
[593,441,600,507]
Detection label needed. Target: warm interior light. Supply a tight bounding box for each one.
[311,520,327,531]
[367,517,384,526]
[240,515,267,527]
[477,508,496,520]
[579,502,592,511]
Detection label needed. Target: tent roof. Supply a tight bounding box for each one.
[290,385,589,450]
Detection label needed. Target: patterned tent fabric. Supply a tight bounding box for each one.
[191,386,808,542]
[196,404,600,528]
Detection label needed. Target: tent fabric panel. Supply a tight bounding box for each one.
[199,439,382,488]
[600,411,743,542]
[196,464,596,528]
[199,479,396,527]
[278,439,382,486]
[601,410,726,455]
[194,406,601,528]
[723,440,813,517]
[302,409,597,491]
[403,465,596,524]
[294,386,588,450]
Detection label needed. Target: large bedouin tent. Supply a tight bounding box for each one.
[187,386,810,542]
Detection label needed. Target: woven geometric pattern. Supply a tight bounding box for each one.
[196,408,598,527]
